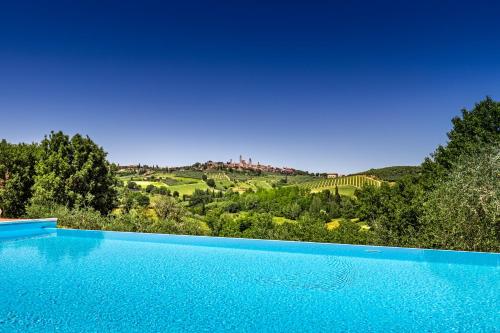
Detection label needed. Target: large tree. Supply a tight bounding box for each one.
[31,131,117,214]
[420,146,499,252]
[422,97,500,184]
[0,140,39,217]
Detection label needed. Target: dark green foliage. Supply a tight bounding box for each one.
[334,186,341,204]
[355,178,425,247]
[206,178,216,188]
[354,166,421,182]
[163,178,197,186]
[153,196,185,222]
[419,146,499,252]
[120,190,150,212]
[189,189,215,207]
[422,97,500,186]
[127,181,139,190]
[156,186,170,195]
[200,186,371,244]
[0,140,39,217]
[351,98,499,250]
[31,131,117,214]
[173,170,205,179]
[135,193,150,208]
[145,184,156,193]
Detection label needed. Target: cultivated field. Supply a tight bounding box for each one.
[300,175,382,191]
[119,170,380,198]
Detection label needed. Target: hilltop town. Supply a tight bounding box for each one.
[205,155,297,174]
[118,155,306,175]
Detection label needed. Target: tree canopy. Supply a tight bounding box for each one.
[422,97,500,183]
[30,131,117,214]
[0,140,39,216]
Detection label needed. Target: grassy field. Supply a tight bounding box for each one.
[119,170,379,198]
[168,182,210,196]
[120,173,210,196]
[326,218,370,231]
[272,216,296,225]
[206,172,230,181]
[133,180,166,188]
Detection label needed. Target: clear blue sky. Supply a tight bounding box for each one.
[1,1,499,173]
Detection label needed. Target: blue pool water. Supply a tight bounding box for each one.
[0,222,499,332]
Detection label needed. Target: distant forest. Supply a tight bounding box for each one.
[354,166,422,182]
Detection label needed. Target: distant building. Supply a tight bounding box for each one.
[222,155,297,174]
[327,173,339,178]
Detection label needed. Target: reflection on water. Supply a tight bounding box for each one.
[0,231,104,263]
[36,233,104,263]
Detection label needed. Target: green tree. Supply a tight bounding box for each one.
[127,181,139,190]
[355,185,383,223]
[135,193,150,208]
[419,146,499,252]
[355,178,424,247]
[30,131,117,214]
[121,190,136,213]
[308,195,323,217]
[241,213,275,239]
[334,186,341,204]
[0,141,39,217]
[157,186,169,195]
[190,188,213,206]
[206,178,216,188]
[153,196,185,222]
[422,97,500,185]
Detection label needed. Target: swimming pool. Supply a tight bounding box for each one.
[1,220,498,332]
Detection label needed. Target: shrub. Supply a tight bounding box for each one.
[26,204,107,230]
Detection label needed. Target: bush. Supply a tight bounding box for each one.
[135,194,150,208]
[127,181,139,190]
[26,204,107,230]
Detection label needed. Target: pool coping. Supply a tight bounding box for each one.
[0,218,57,226]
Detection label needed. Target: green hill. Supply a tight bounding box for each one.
[353,166,421,182]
